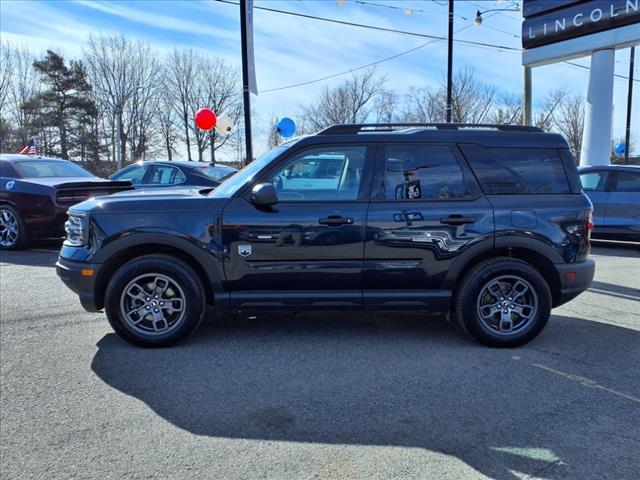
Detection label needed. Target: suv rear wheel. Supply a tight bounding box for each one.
[455,257,551,347]
[105,254,206,347]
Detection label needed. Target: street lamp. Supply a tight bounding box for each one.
[474,7,520,26]
[473,6,526,125]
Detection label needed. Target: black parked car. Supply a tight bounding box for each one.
[579,165,640,242]
[109,160,237,189]
[57,123,595,348]
[0,154,131,250]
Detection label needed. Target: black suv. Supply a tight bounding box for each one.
[56,124,595,348]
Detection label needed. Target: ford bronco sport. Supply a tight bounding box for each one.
[56,123,595,348]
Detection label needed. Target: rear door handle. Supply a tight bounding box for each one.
[319,216,353,226]
[440,215,475,225]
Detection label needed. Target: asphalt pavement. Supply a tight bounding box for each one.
[1,241,639,480]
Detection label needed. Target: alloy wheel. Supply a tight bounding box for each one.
[119,273,187,336]
[476,275,538,335]
[0,208,19,248]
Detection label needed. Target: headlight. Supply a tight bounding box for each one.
[64,214,88,246]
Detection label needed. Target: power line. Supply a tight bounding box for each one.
[212,0,639,92]
[214,0,520,50]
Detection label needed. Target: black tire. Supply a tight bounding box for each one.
[104,254,206,347]
[0,205,30,250]
[455,257,552,348]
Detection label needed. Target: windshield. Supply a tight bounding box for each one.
[195,165,237,182]
[210,145,290,198]
[14,160,94,178]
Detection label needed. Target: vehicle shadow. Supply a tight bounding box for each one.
[589,280,640,300]
[0,249,58,267]
[91,313,640,480]
[591,242,640,257]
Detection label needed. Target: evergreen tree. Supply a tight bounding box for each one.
[23,50,96,159]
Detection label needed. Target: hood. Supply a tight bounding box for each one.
[69,185,222,215]
[109,186,212,198]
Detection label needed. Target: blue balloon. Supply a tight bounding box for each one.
[276,117,296,137]
[614,143,626,156]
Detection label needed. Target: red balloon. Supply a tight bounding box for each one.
[194,108,217,131]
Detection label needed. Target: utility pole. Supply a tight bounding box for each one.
[240,0,253,164]
[624,46,635,165]
[115,104,122,170]
[446,0,453,123]
[523,66,532,126]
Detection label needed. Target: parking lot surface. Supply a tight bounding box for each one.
[1,241,639,480]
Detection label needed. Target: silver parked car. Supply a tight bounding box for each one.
[579,165,640,242]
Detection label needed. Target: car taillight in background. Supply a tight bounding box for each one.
[583,209,594,240]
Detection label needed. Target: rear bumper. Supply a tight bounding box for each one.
[56,257,102,312]
[555,259,595,306]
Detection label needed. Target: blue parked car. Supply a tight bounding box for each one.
[579,165,640,242]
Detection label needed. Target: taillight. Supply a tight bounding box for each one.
[583,209,594,240]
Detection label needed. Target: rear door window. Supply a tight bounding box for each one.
[460,145,570,194]
[375,145,478,201]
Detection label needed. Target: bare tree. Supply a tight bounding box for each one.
[0,42,14,114]
[158,90,179,161]
[201,57,242,163]
[84,34,153,164]
[165,48,200,161]
[448,67,496,123]
[537,89,584,161]
[7,45,39,146]
[402,86,442,122]
[488,93,522,125]
[301,68,388,131]
[266,114,282,149]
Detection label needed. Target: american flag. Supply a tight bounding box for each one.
[19,138,37,155]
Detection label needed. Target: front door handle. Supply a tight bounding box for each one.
[440,215,475,225]
[319,216,353,226]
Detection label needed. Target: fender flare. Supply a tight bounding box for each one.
[442,233,563,291]
[93,231,224,294]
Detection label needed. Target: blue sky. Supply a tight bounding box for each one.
[1,0,638,155]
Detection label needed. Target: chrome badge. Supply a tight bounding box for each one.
[238,244,252,257]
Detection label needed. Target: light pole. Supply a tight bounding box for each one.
[473,6,525,124]
[446,0,454,123]
[624,46,635,165]
[114,104,123,170]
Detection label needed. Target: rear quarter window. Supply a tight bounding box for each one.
[614,171,640,192]
[460,145,570,194]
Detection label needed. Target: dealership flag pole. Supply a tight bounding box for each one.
[446,0,453,123]
[240,0,257,164]
[624,46,635,165]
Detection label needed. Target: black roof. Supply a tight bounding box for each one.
[301,123,569,149]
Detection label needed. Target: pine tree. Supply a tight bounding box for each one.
[22,50,97,159]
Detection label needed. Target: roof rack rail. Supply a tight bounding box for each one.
[318,123,543,135]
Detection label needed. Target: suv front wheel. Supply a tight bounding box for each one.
[455,257,552,347]
[105,254,206,347]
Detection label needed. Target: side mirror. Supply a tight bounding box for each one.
[250,183,278,207]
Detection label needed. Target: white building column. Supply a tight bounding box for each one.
[580,49,615,166]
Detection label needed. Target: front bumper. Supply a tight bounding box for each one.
[555,259,596,306]
[56,257,102,312]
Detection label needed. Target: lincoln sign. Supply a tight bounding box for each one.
[522,0,640,49]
